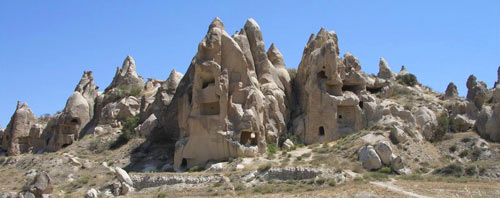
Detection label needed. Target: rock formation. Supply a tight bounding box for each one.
[444,82,458,99]
[2,101,37,155]
[44,71,98,151]
[377,57,395,80]
[168,18,289,169]
[294,28,368,144]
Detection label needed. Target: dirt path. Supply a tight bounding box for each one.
[370,179,432,198]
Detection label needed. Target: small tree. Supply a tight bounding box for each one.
[396,74,419,87]
[433,114,449,142]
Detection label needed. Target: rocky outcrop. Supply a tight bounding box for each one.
[398,65,408,76]
[2,102,37,156]
[466,75,487,110]
[140,69,183,122]
[444,82,458,99]
[374,141,393,165]
[377,57,395,80]
[414,106,437,140]
[45,71,98,151]
[294,28,365,144]
[105,56,144,95]
[167,18,289,169]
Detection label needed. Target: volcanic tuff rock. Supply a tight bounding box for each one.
[2,101,36,155]
[45,71,98,151]
[168,17,289,169]
[294,27,370,144]
[444,82,459,99]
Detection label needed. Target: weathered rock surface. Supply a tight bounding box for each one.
[167,18,289,169]
[2,102,36,156]
[85,188,99,198]
[28,171,52,197]
[115,167,133,186]
[358,145,382,170]
[374,141,393,165]
[444,82,458,99]
[377,57,395,80]
[294,28,365,144]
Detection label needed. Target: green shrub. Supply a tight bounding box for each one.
[433,114,449,142]
[328,179,336,187]
[449,145,457,153]
[77,175,90,185]
[434,163,463,177]
[459,150,469,158]
[461,137,472,143]
[114,84,142,99]
[396,73,418,87]
[465,165,477,176]
[156,192,167,198]
[377,167,392,174]
[110,115,139,149]
[363,172,389,181]
[267,143,276,154]
[188,165,204,172]
[258,162,272,172]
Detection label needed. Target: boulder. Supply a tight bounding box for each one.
[389,126,407,144]
[452,114,474,132]
[121,183,134,195]
[358,145,382,170]
[391,155,409,175]
[114,167,133,186]
[374,141,393,165]
[444,82,458,99]
[23,192,35,198]
[137,114,157,137]
[377,57,395,80]
[282,139,294,150]
[28,171,52,197]
[85,189,99,198]
[413,107,437,140]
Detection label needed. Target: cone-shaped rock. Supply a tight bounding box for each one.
[444,82,458,99]
[2,101,36,155]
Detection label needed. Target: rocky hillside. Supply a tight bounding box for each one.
[1,18,500,198]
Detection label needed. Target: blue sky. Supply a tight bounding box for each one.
[0,1,499,127]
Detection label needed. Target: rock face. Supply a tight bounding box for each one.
[168,18,289,169]
[2,102,37,155]
[45,71,98,151]
[466,75,487,110]
[140,69,183,122]
[294,28,366,144]
[444,82,458,99]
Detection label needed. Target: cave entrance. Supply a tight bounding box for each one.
[342,84,362,94]
[181,158,188,169]
[318,126,325,136]
[337,105,356,133]
[240,131,258,146]
[62,143,71,148]
[367,87,382,94]
[200,102,220,115]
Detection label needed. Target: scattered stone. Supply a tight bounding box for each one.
[85,188,99,198]
[115,167,133,186]
[282,139,294,150]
